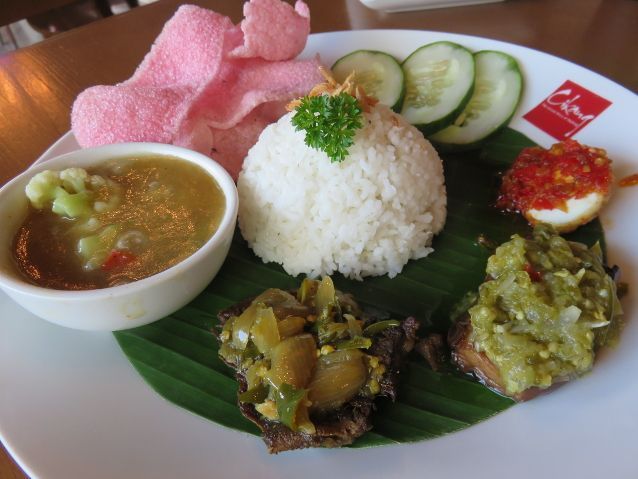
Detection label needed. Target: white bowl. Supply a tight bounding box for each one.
[0,143,238,331]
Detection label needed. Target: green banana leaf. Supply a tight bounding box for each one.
[113,127,604,447]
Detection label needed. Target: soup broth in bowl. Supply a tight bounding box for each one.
[0,143,238,331]
[13,156,225,290]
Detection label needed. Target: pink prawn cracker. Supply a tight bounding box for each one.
[71,0,322,179]
[229,0,311,61]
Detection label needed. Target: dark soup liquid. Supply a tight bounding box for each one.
[12,156,225,290]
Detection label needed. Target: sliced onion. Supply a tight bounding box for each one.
[559,305,582,324]
[251,305,281,356]
[315,276,337,316]
[297,278,319,306]
[308,349,368,412]
[269,334,317,389]
[277,316,306,338]
[345,313,363,337]
[231,303,259,350]
[253,288,310,319]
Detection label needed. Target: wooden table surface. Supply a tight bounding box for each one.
[1,0,637,476]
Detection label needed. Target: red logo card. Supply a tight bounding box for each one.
[523,80,612,140]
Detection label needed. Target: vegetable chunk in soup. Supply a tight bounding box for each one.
[12,156,225,290]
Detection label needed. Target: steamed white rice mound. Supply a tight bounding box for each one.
[237,103,447,279]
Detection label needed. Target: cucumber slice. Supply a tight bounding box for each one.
[400,41,475,135]
[430,50,523,148]
[332,50,405,111]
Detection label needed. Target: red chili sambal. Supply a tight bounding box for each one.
[497,139,612,213]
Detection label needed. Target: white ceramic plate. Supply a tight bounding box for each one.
[2,30,637,479]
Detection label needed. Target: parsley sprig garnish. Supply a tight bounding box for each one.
[291,92,363,163]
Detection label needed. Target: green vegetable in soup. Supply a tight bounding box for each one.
[27,168,92,217]
[51,187,92,218]
[468,224,622,395]
[25,170,61,209]
[76,224,120,270]
[25,167,117,219]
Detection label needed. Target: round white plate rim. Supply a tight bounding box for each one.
[2,29,637,479]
